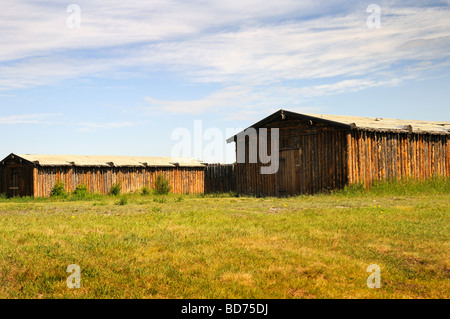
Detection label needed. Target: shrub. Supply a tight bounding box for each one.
[141,186,152,196]
[116,197,128,205]
[153,197,166,204]
[93,201,108,206]
[51,180,66,197]
[73,184,89,198]
[175,195,183,202]
[109,182,122,196]
[155,175,171,195]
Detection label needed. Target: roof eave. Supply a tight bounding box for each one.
[226,109,353,143]
[1,153,37,166]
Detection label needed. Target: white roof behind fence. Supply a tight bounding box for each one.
[303,113,450,134]
[15,154,205,168]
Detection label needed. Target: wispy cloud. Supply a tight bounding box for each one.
[77,121,141,132]
[0,113,61,124]
[138,7,450,84]
[1,1,450,115]
[145,86,254,114]
[0,0,335,63]
[144,78,405,117]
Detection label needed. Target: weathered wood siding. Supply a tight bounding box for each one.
[204,163,236,193]
[234,114,450,197]
[0,156,34,197]
[347,131,450,186]
[33,166,205,197]
[235,117,348,196]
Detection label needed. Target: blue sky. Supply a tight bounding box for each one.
[1,0,449,163]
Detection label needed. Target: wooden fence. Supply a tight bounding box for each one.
[204,163,237,193]
[32,166,205,197]
[347,131,450,187]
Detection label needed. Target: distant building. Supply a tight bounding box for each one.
[0,154,205,197]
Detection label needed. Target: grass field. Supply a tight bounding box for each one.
[0,178,448,299]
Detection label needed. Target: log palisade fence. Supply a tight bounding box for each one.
[347,130,449,187]
[204,163,237,193]
[33,166,205,197]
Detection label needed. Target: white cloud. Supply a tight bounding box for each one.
[0,113,61,124]
[1,1,450,115]
[135,7,450,85]
[290,78,404,97]
[0,0,337,63]
[0,56,118,90]
[144,78,404,117]
[77,121,139,132]
[145,86,254,114]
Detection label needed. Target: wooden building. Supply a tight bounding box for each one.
[227,109,450,196]
[0,154,205,197]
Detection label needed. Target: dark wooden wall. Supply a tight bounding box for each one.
[235,117,348,196]
[0,156,34,197]
[347,130,450,186]
[33,166,205,197]
[204,163,236,193]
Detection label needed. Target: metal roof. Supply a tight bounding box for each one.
[226,109,450,143]
[11,154,205,168]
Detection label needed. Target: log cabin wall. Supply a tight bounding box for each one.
[0,155,34,197]
[235,117,348,196]
[33,166,205,197]
[231,110,449,197]
[347,130,450,186]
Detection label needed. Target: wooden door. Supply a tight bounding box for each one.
[278,148,300,196]
[9,169,19,197]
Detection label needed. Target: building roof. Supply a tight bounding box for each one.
[6,154,205,168]
[226,109,450,143]
[302,113,450,134]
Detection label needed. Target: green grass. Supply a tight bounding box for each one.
[0,178,448,299]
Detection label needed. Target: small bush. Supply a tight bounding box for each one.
[141,186,152,196]
[93,201,108,206]
[116,197,128,205]
[73,184,89,198]
[109,182,122,196]
[175,195,183,202]
[153,197,166,204]
[51,180,66,197]
[155,175,171,195]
